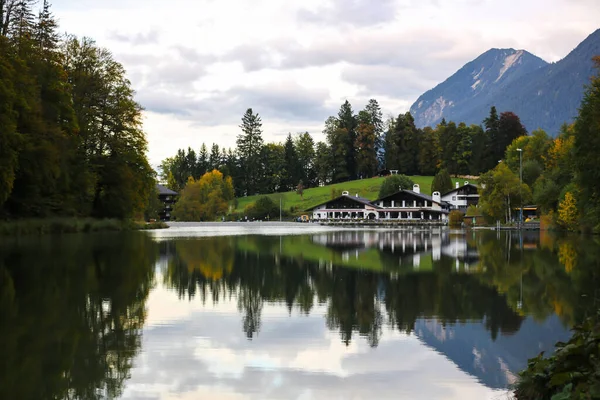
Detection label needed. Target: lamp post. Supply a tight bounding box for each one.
[517,148,523,229]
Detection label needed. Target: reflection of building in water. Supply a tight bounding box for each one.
[442,233,480,269]
[310,229,479,270]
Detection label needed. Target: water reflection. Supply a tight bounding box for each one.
[158,229,600,390]
[1,229,599,399]
[0,233,157,400]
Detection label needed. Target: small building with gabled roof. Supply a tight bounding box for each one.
[442,182,480,211]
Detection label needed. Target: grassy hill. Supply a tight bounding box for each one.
[233,175,469,214]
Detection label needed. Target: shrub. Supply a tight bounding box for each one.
[514,314,600,400]
[448,210,464,227]
[245,196,280,220]
[378,175,415,198]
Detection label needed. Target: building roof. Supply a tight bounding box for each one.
[306,194,381,211]
[376,189,442,205]
[157,184,178,196]
[442,183,479,197]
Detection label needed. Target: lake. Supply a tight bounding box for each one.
[1,223,599,400]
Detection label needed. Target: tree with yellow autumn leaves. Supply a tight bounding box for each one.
[172,170,234,221]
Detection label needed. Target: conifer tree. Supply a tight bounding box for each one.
[237,108,264,195]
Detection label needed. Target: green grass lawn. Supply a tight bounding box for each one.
[233,175,470,213]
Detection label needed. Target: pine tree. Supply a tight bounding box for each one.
[418,126,439,176]
[337,101,357,179]
[283,133,301,190]
[237,108,264,195]
[209,143,221,171]
[294,132,316,187]
[355,110,377,178]
[314,141,331,185]
[198,143,209,176]
[484,106,500,170]
[364,99,384,168]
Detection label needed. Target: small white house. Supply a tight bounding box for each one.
[441,182,480,211]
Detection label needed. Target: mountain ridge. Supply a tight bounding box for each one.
[409,29,600,135]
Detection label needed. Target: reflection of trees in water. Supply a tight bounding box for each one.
[0,233,157,400]
[164,234,597,346]
[474,231,600,327]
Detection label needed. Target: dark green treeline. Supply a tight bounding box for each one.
[0,1,155,219]
[161,104,528,197]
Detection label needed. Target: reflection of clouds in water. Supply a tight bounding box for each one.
[122,281,503,400]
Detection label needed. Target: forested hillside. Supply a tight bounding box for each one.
[0,0,155,219]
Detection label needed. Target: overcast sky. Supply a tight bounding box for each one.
[51,0,599,165]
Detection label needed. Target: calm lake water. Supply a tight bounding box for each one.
[2,223,599,400]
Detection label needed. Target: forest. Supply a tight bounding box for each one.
[160,103,526,198]
[0,0,155,220]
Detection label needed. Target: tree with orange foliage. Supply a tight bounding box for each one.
[172,170,234,221]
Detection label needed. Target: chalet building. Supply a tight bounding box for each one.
[442,182,480,211]
[157,184,178,221]
[309,184,449,221]
[310,192,381,220]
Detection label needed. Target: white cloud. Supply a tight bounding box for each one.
[50,0,600,164]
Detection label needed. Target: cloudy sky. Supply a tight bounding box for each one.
[51,0,599,165]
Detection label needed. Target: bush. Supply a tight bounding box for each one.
[465,205,479,217]
[378,175,415,198]
[245,196,280,220]
[448,210,464,227]
[514,314,600,400]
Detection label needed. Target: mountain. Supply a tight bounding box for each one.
[410,29,600,135]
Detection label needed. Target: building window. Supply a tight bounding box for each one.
[452,196,456,201]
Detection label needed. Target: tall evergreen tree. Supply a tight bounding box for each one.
[237,108,264,195]
[390,112,419,175]
[364,99,384,168]
[484,106,501,170]
[337,101,357,179]
[355,110,378,178]
[262,143,286,193]
[295,132,316,187]
[418,126,439,176]
[324,116,349,183]
[283,133,301,190]
[209,143,221,172]
[454,122,473,175]
[383,115,397,169]
[314,141,331,185]
[469,124,488,175]
[198,143,209,176]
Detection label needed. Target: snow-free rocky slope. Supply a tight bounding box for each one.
[410,29,600,136]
